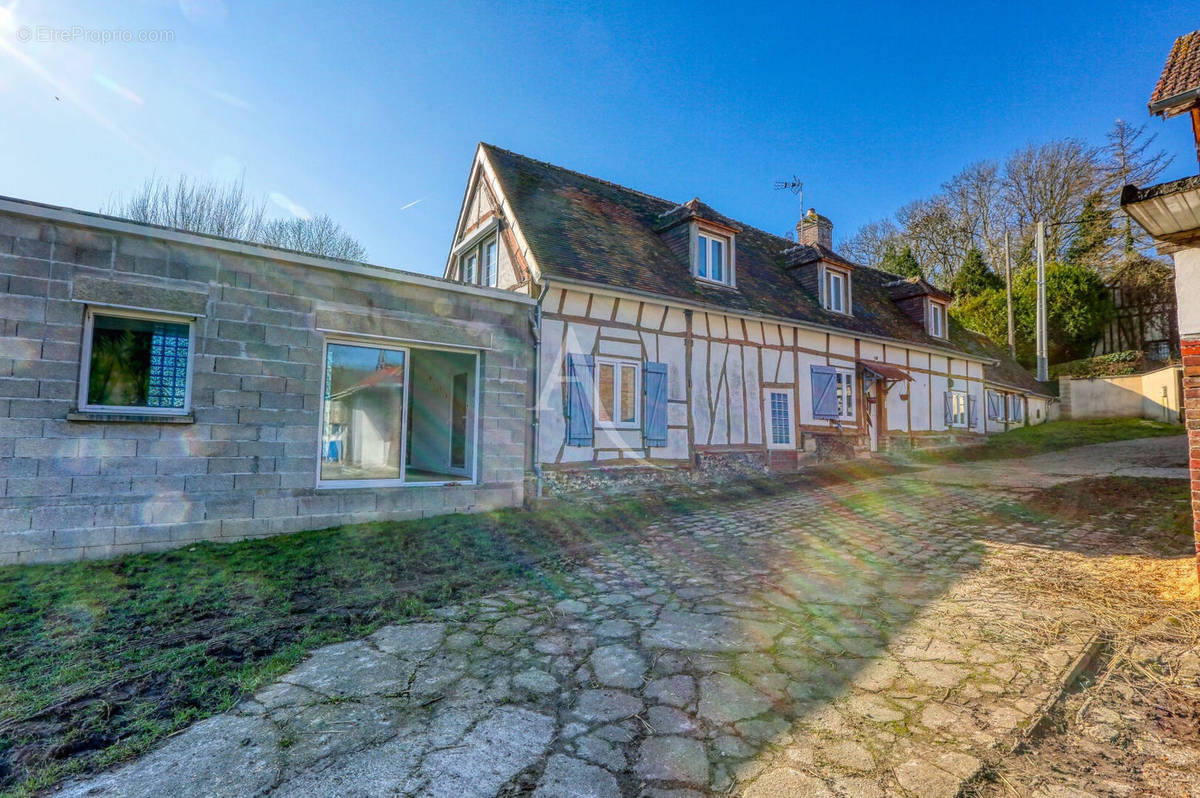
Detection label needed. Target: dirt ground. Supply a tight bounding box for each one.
[966,476,1200,798]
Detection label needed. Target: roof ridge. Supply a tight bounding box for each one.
[481,143,806,251]
[479,143,680,208]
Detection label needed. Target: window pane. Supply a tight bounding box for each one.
[711,239,723,282]
[620,364,637,423]
[770,392,790,444]
[597,363,615,422]
[463,254,477,283]
[697,235,708,278]
[321,343,405,481]
[87,314,189,409]
[484,241,497,287]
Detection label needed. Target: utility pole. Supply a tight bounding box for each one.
[1035,220,1048,382]
[1004,231,1015,359]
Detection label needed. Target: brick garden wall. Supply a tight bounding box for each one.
[1182,337,1200,581]
[0,206,534,564]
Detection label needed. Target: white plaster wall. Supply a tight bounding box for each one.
[1174,247,1200,338]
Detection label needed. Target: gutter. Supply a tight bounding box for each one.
[1148,86,1200,116]
[0,194,535,305]
[544,274,985,365]
[530,282,548,498]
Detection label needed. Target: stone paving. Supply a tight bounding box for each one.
[53,437,1187,798]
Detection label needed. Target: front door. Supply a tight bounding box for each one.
[864,374,881,453]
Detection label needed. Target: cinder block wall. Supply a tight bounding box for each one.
[0,206,534,564]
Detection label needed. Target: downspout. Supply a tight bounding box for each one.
[529,282,548,498]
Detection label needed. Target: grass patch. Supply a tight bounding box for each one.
[906,418,1182,464]
[0,460,905,797]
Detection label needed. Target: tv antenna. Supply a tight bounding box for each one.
[774,175,804,242]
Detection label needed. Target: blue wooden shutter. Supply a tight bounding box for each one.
[565,353,595,446]
[643,362,668,448]
[811,366,838,419]
[943,391,953,426]
[987,391,1001,421]
[968,395,978,429]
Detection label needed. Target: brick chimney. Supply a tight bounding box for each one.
[796,209,833,249]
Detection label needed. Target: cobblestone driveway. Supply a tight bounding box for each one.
[54,437,1188,798]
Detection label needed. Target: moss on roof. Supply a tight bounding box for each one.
[482,144,970,355]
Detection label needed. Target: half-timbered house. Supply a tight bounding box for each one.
[445,144,1053,475]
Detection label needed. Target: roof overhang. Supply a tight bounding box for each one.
[1121,179,1200,251]
[1149,87,1200,117]
[858,360,912,383]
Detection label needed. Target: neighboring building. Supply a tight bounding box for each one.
[0,196,534,564]
[1092,271,1179,361]
[1121,28,1200,580]
[444,144,1051,479]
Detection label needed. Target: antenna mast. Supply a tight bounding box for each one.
[774,176,804,242]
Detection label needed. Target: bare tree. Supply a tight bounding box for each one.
[841,218,900,267]
[1002,139,1101,256]
[942,160,1005,264]
[1103,120,1173,257]
[102,175,367,260]
[103,175,267,241]
[261,214,367,261]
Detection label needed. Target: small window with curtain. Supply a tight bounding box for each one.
[79,308,194,415]
[594,358,639,428]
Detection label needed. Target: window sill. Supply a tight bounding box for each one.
[694,277,737,291]
[68,410,195,424]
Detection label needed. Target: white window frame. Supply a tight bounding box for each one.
[928,300,947,339]
[822,265,851,315]
[948,389,969,428]
[483,239,498,287]
[833,368,856,421]
[457,234,498,287]
[316,335,481,490]
[78,306,196,416]
[594,357,640,429]
[694,226,735,287]
[766,390,794,449]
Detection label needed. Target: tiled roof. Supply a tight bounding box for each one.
[1150,30,1200,115]
[949,325,1054,397]
[481,144,971,355]
[884,276,952,302]
[655,198,741,233]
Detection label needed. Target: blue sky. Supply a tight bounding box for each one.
[1,0,1197,275]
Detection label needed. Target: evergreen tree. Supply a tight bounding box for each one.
[951,248,1002,296]
[1063,192,1115,273]
[880,244,923,278]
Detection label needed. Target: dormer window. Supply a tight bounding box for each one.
[822,265,850,314]
[928,300,947,338]
[695,227,735,286]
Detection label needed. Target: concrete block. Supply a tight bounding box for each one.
[52,526,114,549]
[6,477,72,497]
